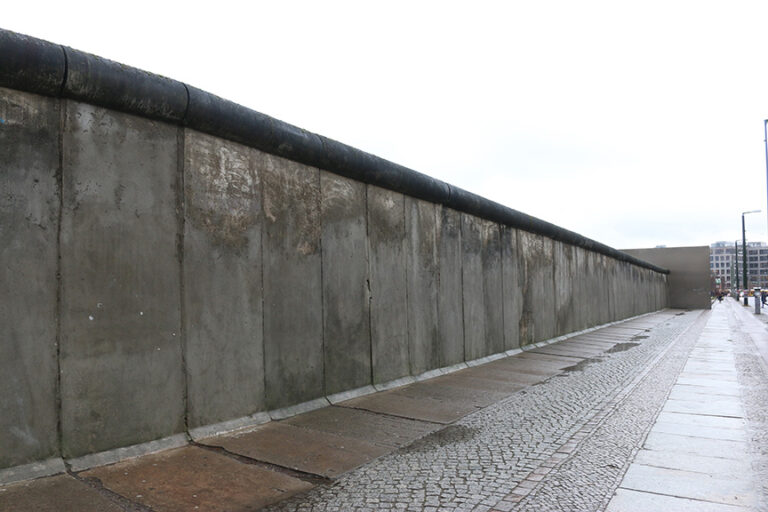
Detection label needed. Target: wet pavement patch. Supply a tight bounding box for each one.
[401,425,480,454]
[561,357,603,372]
[607,342,640,353]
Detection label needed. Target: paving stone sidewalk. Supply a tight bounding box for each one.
[264,310,701,512]
[604,298,766,511]
[3,305,765,511]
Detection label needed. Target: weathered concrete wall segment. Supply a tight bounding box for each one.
[0,28,669,475]
[0,28,667,275]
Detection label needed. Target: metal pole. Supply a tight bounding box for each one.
[764,120,768,242]
[735,240,739,294]
[744,215,748,305]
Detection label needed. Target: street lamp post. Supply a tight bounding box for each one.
[735,240,740,294]
[764,120,768,241]
[743,210,761,305]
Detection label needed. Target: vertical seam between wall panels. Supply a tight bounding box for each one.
[515,228,521,349]
[260,158,269,405]
[551,238,557,335]
[365,185,374,386]
[55,98,65,461]
[404,197,412,376]
[317,169,326,397]
[500,225,507,351]
[460,214,467,363]
[176,127,190,437]
[179,82,191,434]
[434,205,442,368]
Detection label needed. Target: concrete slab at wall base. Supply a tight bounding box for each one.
[188,413,271,442]
[374,376,418,392]
[269,398,331,421]
[0,458,67,486]
[327,386,379,405]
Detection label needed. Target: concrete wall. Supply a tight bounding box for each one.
[0,28,670,476]
[0,88,60,470]
[623,246,709,310]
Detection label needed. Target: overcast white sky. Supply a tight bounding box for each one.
[5,1,768,250]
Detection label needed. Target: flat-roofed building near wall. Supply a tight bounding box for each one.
[622,246,710,310]
[710,241,768,290]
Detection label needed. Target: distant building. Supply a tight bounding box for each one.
[710,241,768,289]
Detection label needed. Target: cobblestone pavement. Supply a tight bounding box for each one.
[265,310,711,512]
[6,305,765,512]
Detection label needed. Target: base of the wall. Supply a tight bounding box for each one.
[0,457,66,486]
[373,375,417,392]
[327,385,378,405]
[188,413,271,441]
[466,352,508,367]
[0,309,665,485]
[66,433,188,472]
[269,397,330,421]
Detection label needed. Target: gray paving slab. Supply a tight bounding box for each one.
[682,366,737,375]
[633,448,751,478]
[339,390,478,424]
[200,423,389,478]
[650,421,748,442]
[607,488,746,512]
[620,463,757,507]
[544,342,607,355]
[431,373,528,394]
[662,398,745,418]
[646,428,748,461]
[561,337,616,347]
[677,376,742,389]
[679,370,739,382]
[669,389,741,402]
[514,352,582,366]
[482,358,564,376]
[460,366,549,385]
[392,380,510,407]
[282,406,440,449]
[528,346,600,358]
[656,411,747,430]
[670,383,742,398]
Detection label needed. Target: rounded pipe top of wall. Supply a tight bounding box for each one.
[0,28,668,274]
